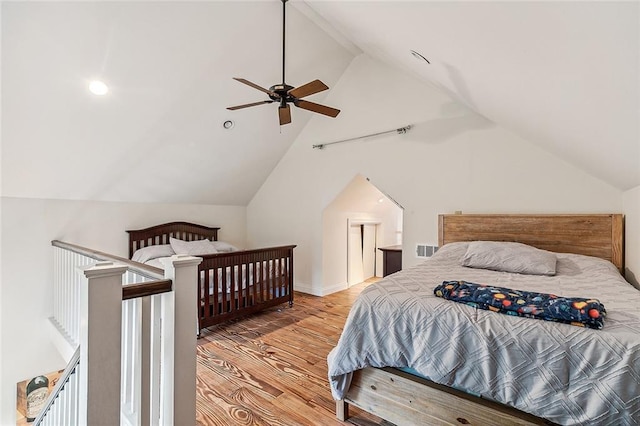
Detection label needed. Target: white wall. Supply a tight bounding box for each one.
[623,185,640,288]
[0,197,245,425]
[318,174,402,295]
[0,4,3,414]
[247,54,622,295]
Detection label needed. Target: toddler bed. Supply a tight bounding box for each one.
[127,222,295,334]
[329,214,639,425]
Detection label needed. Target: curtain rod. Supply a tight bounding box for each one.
[312,124,412,150]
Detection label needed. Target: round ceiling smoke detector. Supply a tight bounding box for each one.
[223,120,235,130]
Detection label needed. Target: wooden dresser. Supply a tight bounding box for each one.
[378,245,402,277]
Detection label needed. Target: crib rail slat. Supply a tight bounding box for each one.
[197,245,296,332]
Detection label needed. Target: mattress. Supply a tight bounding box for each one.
[327,242,640,425]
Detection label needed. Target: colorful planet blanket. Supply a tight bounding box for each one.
[434,280,606,329]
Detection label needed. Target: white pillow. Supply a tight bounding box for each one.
[461,241,557,276]
[132,244,175,263]
[169,237,218,256]
[210,240,239,253]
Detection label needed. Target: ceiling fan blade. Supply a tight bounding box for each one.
[278,104,291,126]
[295,100,340,118]
[232,78,278,96]
[227,100,274,110]
[288,79,329,99]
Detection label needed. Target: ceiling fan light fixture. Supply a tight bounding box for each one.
[410,50,431,64]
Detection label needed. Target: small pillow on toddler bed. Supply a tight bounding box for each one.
[461,241,557,276]
[210,240,239,253]
[169,237,218,256]
[132,244,176,263]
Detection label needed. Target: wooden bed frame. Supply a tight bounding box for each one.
[127,222,296,334]
[337,213,624,425]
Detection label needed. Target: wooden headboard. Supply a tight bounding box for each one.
[126,222,220,258]
[438,214,624,273]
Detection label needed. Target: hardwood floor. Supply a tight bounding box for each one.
[196,279,393,426]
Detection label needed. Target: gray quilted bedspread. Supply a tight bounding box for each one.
[327,242,640,425]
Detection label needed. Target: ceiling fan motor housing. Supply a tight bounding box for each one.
[269,84,294,101]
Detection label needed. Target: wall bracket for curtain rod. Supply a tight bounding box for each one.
[312,124,413,150]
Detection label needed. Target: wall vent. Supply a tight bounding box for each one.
[416,244,438,258]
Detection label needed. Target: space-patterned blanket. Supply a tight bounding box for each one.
[434,280,606,329]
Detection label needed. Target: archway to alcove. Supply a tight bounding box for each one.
[322,174,403,293]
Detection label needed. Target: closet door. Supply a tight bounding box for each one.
[348,224,364,285]
[362,224,376,280]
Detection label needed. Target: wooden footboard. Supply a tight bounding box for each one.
[197,246,296,333]
[339,367,551,425]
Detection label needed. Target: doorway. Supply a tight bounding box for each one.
[321,174,403,294]
[348,222,379,286]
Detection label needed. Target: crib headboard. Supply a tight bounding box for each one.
[126,222,220,258]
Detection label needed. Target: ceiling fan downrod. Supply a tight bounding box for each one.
[226,0,340,126]
[282,0,287,86]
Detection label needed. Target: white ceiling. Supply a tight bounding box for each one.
[305,0,639,190]
[2,1,638,206]
[1,1,353,204]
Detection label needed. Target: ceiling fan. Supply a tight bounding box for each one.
[226,0,340,126]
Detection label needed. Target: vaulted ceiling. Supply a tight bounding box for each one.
[2,1,638,205]
[1,1,353,204]
[306,0,639,190]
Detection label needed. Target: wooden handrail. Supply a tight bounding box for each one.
[33,346,81,425]
[51,240,163,280]
[123,279,172,300]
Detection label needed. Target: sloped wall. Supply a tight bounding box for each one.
[247,54,622,295]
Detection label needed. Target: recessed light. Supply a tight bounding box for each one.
[378,198,385,203]
[89,80,109,95]
[223,120,235,130]
[410,50,430,64]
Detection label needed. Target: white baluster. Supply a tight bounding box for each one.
[149,294,162,425]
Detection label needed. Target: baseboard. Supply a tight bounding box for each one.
[47,317,77,362]
[294,282,319,296]
[321,282,348,296]
[294,282,348,297]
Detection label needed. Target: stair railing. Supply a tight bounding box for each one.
[38,241,201,425]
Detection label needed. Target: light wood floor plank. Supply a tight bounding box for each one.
[196,280,391,425]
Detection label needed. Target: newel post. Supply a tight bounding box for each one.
[160,255,202,425]
[78,261,127,426]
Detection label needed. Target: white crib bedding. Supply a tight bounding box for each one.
[144,257,169,270]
